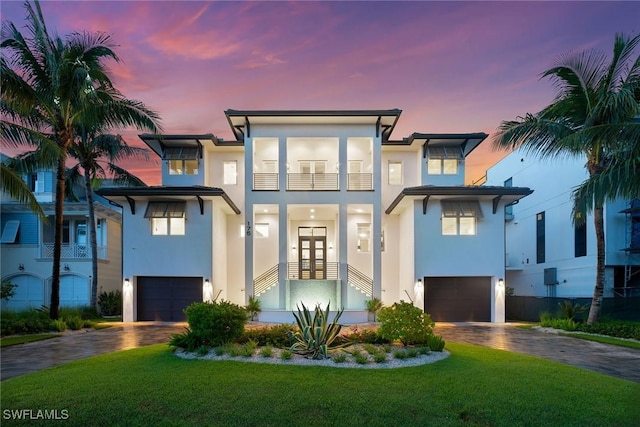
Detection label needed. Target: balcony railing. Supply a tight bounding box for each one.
[287,173,339,191]
[287,262,339,280]
[41,243,106,259]
[347,173,373,191]
[253,173,279,190]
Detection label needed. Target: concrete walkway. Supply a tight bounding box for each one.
[1,322,639,382]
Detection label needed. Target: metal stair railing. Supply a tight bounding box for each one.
[347,265,373,297]
[253,264,279,297]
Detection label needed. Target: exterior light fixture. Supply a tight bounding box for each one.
[63,264,70,271]
[292,244,297,250]
[18,263,25,271]
[329,243,333,250]
[498,278,505,287]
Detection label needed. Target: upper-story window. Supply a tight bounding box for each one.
[26,172,45,192]
[388,161,403,185]
[427,146,460,175]
[145,201,186,236]
[224,161,238,185]
[441,200,483,235]
[164,147,199,175]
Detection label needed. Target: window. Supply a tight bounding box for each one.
[388,161,402,185]
[262,160,277,173]
[441,200,482,235]
[145,201,186,236]
[164,146,199,175]
[26,172,45,192]
[504,178,513,218]
[357,223,371,252]
[574,212,587,257]
[224,161,238,185]
[536,211,545,263]
[169,159,199,175]
[427,146,460,175]
[0,220,20,243]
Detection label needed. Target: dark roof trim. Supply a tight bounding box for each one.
[139,134,242,157]
[97,186,241,215]
[385,185,533,215]
[224,109,402,141]
[384,133,488,156]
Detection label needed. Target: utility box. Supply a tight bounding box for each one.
[544,268,558,286]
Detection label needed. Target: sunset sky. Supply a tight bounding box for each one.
[2,1,639,185]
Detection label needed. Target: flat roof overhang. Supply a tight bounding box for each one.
[138,134,242,158]
[384,132,488,157]
[224,109,402,141]
[97,186,241,215]
[385,185,533,215]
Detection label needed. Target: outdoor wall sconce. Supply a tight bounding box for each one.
[205,279,210,284]
[328,243,333,250]
[18,263,24,271]
[63,264,70,271]
[124,278,130,285]
[291,244,297,251]
[498,278,505,287]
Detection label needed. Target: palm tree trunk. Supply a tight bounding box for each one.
[587,205,606,324]
[84,171,99,309]
[50,157,66,320]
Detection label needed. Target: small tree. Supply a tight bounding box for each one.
[245,296,261,321]
[365,297,383,322]
[377,301,434,346]
[1,279,18,302]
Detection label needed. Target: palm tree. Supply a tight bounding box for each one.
[67,129,150,308]
[492,33,640,324]
[1,0,161,319]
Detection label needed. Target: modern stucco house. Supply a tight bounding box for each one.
[97,109,532,323]
[485,150,640,303]
[0,156,123,310]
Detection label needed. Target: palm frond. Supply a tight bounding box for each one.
[0,163,45,219]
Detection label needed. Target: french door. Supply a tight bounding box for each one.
[298,227,326,279]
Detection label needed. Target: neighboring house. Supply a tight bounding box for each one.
[0,159,123,310]
[485,150,640,302]
[98,109,532,323]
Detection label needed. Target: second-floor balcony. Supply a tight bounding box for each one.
[40,243,107,260]
[252,172,373,191]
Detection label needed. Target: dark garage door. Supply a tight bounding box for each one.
[425,277,491,322]
[137,277,202,321]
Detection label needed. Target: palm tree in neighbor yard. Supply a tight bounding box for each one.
[1,0,161,319]
[67,129,150,308]
[492,33,640,324]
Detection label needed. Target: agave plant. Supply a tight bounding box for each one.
[289,303,350,359]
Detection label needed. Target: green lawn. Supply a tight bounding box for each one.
[2,343,638,426]
[559,332,640,350]
[0,333,60,348]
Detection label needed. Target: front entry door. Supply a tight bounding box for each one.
[299,236,326,279]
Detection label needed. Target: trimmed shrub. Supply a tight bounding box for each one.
[98,291,122,316]
[342,327,389,344]
[377,301,434,346]
[428,335,446,352]
[1,308,52,336]
[185,301,247,347]
[237,324,296,347]
[65,316,85,331]
[51,319,67,332]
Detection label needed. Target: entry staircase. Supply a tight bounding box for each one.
[253,264,373,298]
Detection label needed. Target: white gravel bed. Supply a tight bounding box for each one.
[175,346,450,369]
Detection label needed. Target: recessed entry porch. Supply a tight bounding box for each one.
[250,204,375,317]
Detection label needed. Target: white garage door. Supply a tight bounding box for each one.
[59,275,90,307]
[3,274,45,310]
